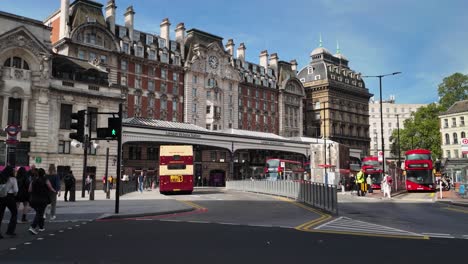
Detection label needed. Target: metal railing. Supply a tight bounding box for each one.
[226,180,338,214]
[119,178,138,196]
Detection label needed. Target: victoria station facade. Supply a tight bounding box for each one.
[0,0,372,185]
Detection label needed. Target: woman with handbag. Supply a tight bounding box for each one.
[28,168,56,235]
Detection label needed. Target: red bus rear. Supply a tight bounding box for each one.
[404,149,435,191]
[265,159,304,181]
[159,145,194,194]
[362,156,383,189]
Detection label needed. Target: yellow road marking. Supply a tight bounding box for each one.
[443,207,468,214]
[430,193,435,197]
[273,197,332,230]
[179,200,206,210]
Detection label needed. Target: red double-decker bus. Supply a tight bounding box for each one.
[159,145,194,194]
[265,159,304,181]
[362,156,383,189]
[404,149,435,191]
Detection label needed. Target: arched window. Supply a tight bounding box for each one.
[445,133,450,145]
[453,133,458,144]
[4,56,29,70]
[462,131,466,138]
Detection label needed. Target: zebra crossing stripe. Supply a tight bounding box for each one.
[315,217,425,237]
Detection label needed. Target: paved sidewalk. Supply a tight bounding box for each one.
[435,189,468,207]
[55,188,194,219]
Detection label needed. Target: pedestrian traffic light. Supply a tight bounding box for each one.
[69,110,85,143]
[108,117,120,138]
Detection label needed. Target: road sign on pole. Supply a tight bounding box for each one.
[378,151,383,162]
[461,138,468,154]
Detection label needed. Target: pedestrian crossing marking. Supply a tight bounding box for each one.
[313,217,426,238]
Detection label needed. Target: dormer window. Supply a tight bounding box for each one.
[146,35,153,45]
[161,52,168,63]
[134,31,140,42]
[253,65,257,72]
[314,75,321,80]
[119,27,127,38]
[260,67,265,75]
[158,38,166,48]
[307,66,313,75]
[243,62,249,70]
[149,49,156,60]
[136,46,144,57]
[170,41,177,51]
[122,42,129,54]
[267,68,273,75]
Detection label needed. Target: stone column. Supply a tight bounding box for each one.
[2,96,8,127]
[21,98,29,130]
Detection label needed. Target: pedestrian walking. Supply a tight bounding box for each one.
[29,168,57,235]
[85,175,92,194]
[102,175,106,192]
[366,175,373,194]
[108,175,114,190]
[45,164,60,220]
[381,173,392,198]
[16,167,31,223]
[138,171,144,193]
[63,171,75,202]
[0,166,19,238]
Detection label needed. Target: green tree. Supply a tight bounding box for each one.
[437,73,468,110]
[389,103,443,158]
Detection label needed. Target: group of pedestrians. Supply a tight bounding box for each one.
[350,168,392,198]
[0,164,76,239]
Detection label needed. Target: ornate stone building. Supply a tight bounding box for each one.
[298,42,372,158]
[44,0,184,122]
[0,10,120,178]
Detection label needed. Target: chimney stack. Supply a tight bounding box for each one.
[59,0,70,39]
[105,0,117,35]
[160,18,171,48]
[124,6,135,41]
[175,22,185,57]
[259,50,268,69]
[269,53,279,77]
[290,59,298,73]
[225,39,235,56]
[237,43,246,62]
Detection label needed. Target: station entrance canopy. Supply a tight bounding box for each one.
[122,118,311,156]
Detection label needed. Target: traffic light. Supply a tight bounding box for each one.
[69,110,85,142]
[96,117,121,139]
[107,117,121,138]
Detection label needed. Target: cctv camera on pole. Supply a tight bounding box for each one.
[71,139,81,148]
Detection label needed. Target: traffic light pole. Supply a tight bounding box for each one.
[115,103,122,214]
[81,134,88,198]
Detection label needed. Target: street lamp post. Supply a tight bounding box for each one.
[323,102,327,184]
[396,114,401,168]
[363,72,401,177]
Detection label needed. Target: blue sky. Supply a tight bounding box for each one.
[2,0,468,104]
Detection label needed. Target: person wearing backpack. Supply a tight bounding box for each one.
[29,168,56,235]
[15,167,30,223]
[0,166,19,238]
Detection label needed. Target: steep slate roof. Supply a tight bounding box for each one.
[442,100,468,115]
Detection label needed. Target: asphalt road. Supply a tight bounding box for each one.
[0,220,465,263]
[338,191,468,238]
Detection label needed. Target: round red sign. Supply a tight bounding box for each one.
[5,125,21,136]
[462,138,468,145]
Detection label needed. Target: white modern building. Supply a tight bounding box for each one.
[368,97,426,160]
